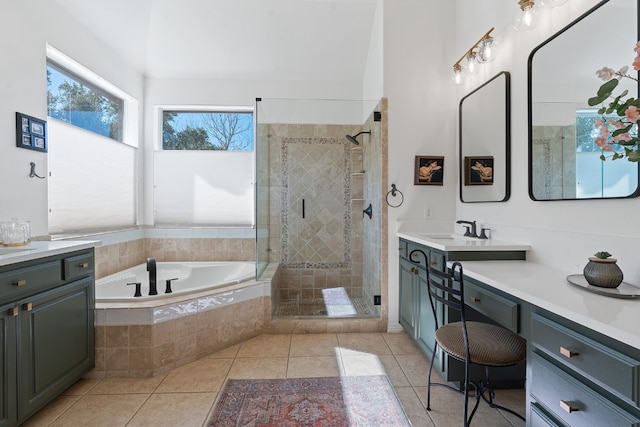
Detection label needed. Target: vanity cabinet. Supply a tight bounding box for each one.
[398,238,526,384]
[528,311,640,426]
[0,249,95,427]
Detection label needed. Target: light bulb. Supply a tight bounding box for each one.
[464,52,479,75]
[514,0,538,32]
[477,37,496,63]
[453,65,464,85]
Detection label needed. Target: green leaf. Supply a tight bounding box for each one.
[588,95,609,106]
[597,78,619,96]
[600,154,606,160]
[612,124,633,136]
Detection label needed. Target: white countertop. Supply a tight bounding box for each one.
[397,231,531,252]
[457,260,640,350]
[0,240,100,267]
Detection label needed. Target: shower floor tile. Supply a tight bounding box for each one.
[274,295,373,318]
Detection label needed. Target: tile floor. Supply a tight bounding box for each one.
[23,332,525,427]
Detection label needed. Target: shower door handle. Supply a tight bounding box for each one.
[302,199,305,218]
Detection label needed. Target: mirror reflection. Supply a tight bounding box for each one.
[528,0,640,200]
[459,71,510,203]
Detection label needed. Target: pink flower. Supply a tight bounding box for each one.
[634,41,640,53]
[596,67,616,80]
[595,118,603,127]
[634,55,640,71]
[619,66,629,76]
[613,132,632,142]
[609,119,625,128]
[595,137,612,151]
[625,105,640,122]
[600,126,610,137]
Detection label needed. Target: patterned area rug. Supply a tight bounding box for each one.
[207,375,411,426]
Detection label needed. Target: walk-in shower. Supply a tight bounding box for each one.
[255,98,385,319]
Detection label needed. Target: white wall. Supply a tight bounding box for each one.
[383,0,457,331]
[453,1,640,285]
[0,2,144,238]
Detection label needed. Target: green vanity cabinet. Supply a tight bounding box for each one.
[0,248,95,427]
[398,238,526,385]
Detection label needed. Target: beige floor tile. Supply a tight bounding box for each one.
[340,354,388,377]
[289,333,339,356]
[393,386,435,427]
[377,355,411,386]
[227,357,288,379]
[382,331,423,355]
[419,385,516,427]
[236,334,291,357]
[87,375,166,394]
[337,332,393,356]
[205,343,240,358]
[493,388,527,425]
[127,392,216,427]
[155,357,233,393]
[395,353,431,387]
[61,378,101,395]
[48,394,148,427]
[287,355,341,377]
[21,395,81,427]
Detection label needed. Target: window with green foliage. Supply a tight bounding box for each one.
[47,61,124,142]
[162,111,253,150]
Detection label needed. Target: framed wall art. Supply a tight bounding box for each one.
[464,156,494,185]
[16,112,47,153]
[414,156,444,186]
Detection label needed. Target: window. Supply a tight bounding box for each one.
[47,61,124,142]
[154,107,255,227]
[162,111,253,151]
[46,46,138,234]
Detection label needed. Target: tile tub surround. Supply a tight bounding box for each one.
[94,237,255,280]
[93,263,386,378]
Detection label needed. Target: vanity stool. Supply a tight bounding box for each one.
[409,249,526,426]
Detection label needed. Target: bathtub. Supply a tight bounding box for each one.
[95,261,255,303]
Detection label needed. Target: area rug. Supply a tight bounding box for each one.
[207,375,411,426]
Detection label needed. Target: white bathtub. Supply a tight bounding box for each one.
[95,261,255,303]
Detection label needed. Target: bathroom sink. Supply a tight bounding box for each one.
[416,233,469,241]
[0,247,31,255]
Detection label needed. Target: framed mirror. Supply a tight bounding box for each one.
[528,0,640,200]
[459,71,511,203]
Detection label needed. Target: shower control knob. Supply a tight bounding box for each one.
[127,282,142,297]
[165,278,178,294]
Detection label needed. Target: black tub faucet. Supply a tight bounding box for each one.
[147,257,157,296]
[456,220,477,238]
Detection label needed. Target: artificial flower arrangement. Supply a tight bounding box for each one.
[588,41,640,161]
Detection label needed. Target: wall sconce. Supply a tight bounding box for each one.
[514,0,538,32]
[452,27,495,85]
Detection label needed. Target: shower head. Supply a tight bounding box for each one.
[345,130,371,145]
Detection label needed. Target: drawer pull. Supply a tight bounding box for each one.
[22,303,33,312]
[78,262,89,268]
[14,279,26,287]
[560,346,579,358]
[430,261,438,266]
[471,296,480,303]
[8,307,18,317]
[560,400,578,413]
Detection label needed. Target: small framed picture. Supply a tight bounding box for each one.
[16,112,47,152]
[33,136,45,149]
[414,156,444,186]
[21,117,29,133]
[464,156,494,185]
[30,121,45,136]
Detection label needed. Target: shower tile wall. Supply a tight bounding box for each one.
[267,124,364,301]
[531,125,576,199]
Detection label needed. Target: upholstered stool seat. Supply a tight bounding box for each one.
[436,321,526,367]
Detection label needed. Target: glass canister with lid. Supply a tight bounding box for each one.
[0,218,31,246]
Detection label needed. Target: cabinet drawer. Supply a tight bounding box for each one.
[0,261,61,303]
[531,313,640,405]
[465,281,519,332]
[63,253,94,281]
[531,353,640,427]
[529,402,564,427]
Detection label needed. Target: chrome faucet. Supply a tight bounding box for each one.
[146,257,157,296]
[456,220,477,238]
